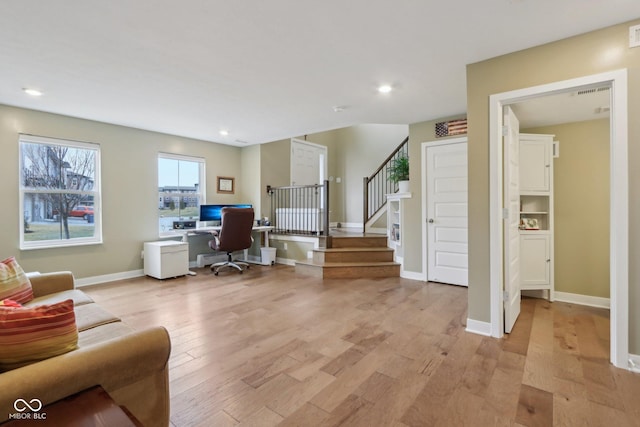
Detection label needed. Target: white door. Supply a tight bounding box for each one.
[503,106,521,333]
[290,139,327,210]
[291,139,326,186]
[426,142,468,286]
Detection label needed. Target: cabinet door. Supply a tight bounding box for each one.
[520,140,550,192]
[520,234,550,287]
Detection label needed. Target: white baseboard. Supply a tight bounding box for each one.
[629,354,640,373]
[269,234,321,249]
[400,270,424,281]
[554,291,610,309]
[276,257,296,266]
[339,222,362,229]
[76,269,145,287]
[366,227,387,234]
[466,318,492,336]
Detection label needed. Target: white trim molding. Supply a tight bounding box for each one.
[421,137,469,284]
[554,292,610,309]
[466,318,492,336]
[400,270,424,281]
[76,269,144,287]
[488,69,629,369]
[629,354,640,373]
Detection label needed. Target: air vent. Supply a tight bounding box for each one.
[630,24,640,48]
[234,139,249,144]
[575,87,610,96]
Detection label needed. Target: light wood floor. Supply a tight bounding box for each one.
[83,265,640,427]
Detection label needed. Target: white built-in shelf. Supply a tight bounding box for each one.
[386,192,412,200]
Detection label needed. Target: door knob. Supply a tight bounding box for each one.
[428,218,434,223]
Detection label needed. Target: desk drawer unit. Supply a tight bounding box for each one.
[144,241,189,279]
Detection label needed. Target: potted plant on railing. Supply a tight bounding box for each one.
[388,155,410,193]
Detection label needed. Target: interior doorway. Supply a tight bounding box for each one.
[290,138,327,186]
[421,137,468,286]
[488,70,628,368]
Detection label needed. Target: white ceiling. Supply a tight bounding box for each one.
[512,86,612,129]
[0,1,637,145]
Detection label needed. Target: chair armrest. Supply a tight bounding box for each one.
[0,326,171,426]
[28,271,75,298]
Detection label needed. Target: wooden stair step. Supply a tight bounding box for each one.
[313,247,395,263]
[329,235,388,248]
[295,260,400,279]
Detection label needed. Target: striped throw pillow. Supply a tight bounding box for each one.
[0,257,34,304]
[0,299,78,370]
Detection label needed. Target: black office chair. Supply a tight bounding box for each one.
[208,207,255,275]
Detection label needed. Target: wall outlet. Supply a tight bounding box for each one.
[141,250,144,259]
[283,243,288,250]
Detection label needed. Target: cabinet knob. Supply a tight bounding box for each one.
[546,259,551,262]
[428,218,434,223]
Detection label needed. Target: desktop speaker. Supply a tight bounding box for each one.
[173,220,196,230]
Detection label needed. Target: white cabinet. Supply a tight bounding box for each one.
[386,192,411,260]
[144,241,189,279]
[520,138,551,192]
[520,233,550,288]
[519,134,555,300]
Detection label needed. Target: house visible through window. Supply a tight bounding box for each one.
[19,134,101,249]
[158,153,205,234]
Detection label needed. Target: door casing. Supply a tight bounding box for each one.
[421,137,468,283]
[488,69,628,368]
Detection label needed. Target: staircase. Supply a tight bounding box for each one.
[295,234,400,279]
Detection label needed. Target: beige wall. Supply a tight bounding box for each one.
[240,144,262,216]
[335,124,409,225]
[524,120,610,299]
[260,124,407,226]
[0,104,243,277]
[466,19,640,352]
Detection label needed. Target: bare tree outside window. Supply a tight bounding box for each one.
[20,135,101,249]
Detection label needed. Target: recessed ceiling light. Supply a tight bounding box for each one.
[219,130,229,136]
[377,84,393,94]
[23,88,43,97]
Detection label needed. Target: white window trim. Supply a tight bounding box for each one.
[158,152,206,237]
[19,134,102,250]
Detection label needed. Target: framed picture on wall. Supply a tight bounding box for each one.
[217,176,234,194]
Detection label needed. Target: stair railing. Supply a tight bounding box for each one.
[267,180,330,237]
[363,137,408,232]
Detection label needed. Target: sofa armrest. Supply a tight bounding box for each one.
[0,326,171,426]
[28,271,75,298]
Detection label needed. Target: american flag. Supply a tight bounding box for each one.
[435,118,467,137]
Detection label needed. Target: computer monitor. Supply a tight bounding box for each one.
[199,204,252,222]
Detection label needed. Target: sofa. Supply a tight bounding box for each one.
[0,271,171,426]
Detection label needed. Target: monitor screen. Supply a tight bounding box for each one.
[199,204,252,222]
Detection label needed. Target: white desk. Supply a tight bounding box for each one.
[161,225,275,274]
[186,225,274,247]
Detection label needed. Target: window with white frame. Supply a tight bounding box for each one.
[158,153,205,234]
[20,134,102,249]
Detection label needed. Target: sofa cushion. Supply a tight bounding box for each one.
[0,299,78,370]
[0,299,22,308]
[0,257,34,304]
[26,289,94,308]
[77,321,134,348]
[74,303,121,332]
